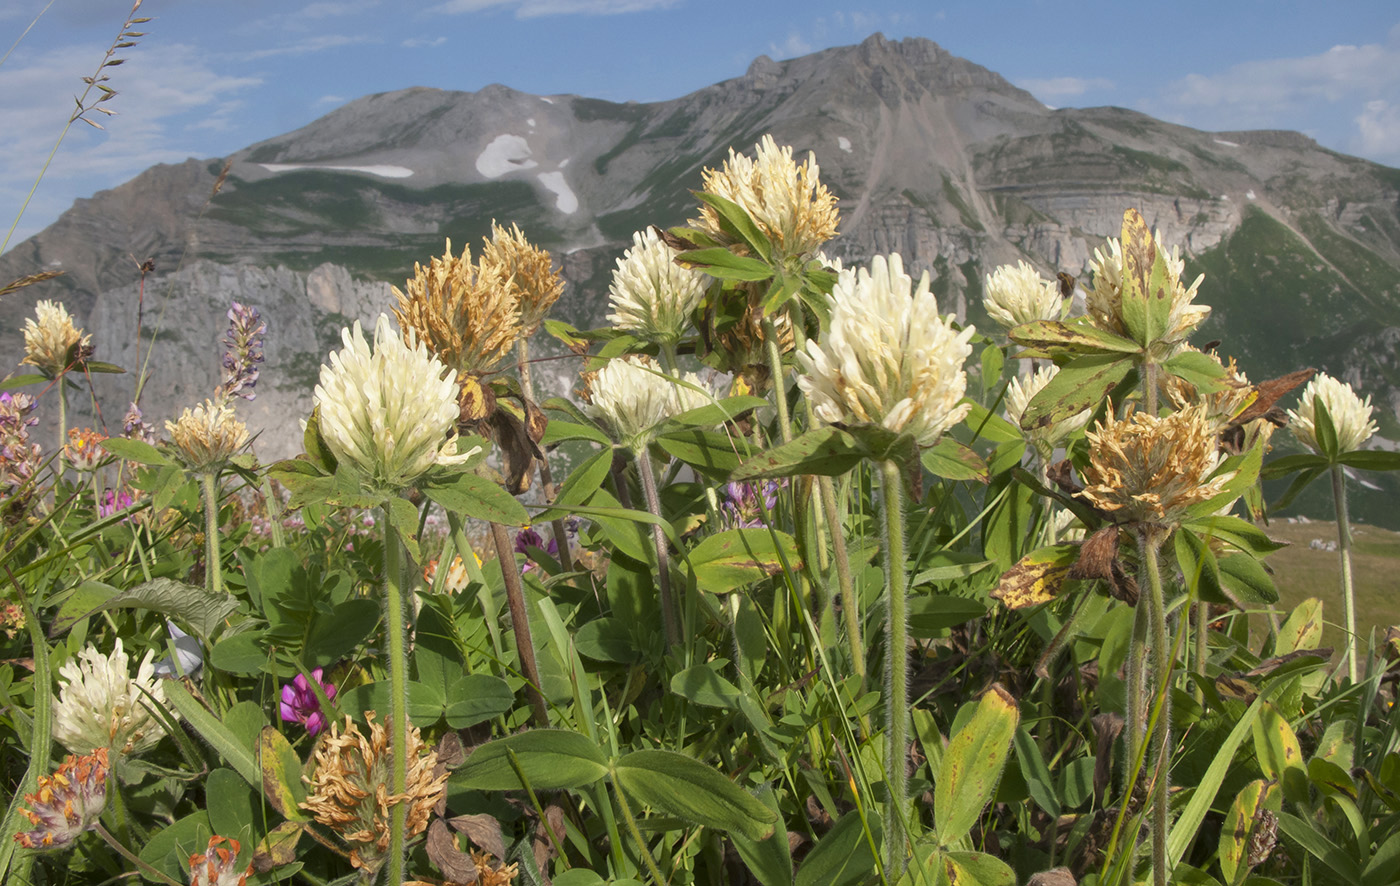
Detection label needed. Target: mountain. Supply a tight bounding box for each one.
[3,33,1399,521]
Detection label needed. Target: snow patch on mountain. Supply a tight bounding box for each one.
[538,171,578,213]
[476,134,537,178]
[259,163,413,178]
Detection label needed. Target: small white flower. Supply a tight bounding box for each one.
[1006,365,1092,452]
[165,399,249,474]
[983,261,1066,330]
[52,638,167,756]
[22,300,91,377]
[797,253,975,447]
[313,314,469,492]
[607,229,708,344]
[586,355,710,452]
[1287,373,1378,455]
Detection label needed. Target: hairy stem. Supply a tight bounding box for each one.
[491,521,550,726]
[201,472,223,599]
[820,475,864,683]
[761,315,792,444]
[382,501,409,886]
[1141,529,1171,886]
[1331,464,1358,682]
[517,338,574,573]
[636,450,679,650]
[879,459,910,876]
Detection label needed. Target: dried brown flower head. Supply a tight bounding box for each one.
[300,713,447,875]
[1080,404,1234,528]
[479,222,564,337]
[394,240,522,375]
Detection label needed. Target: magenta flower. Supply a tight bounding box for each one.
[514,525,559,573]
[279,668,336,735]
[98,488,135,519]
[720,480,781,529]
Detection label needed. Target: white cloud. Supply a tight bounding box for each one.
[241,34,375,61]
[430,0,677,17]
[315,94,348,106]
[402,36,448,48]
[1355,99,1400,164]
[1016,76,1114,100]
[770,33,814,59]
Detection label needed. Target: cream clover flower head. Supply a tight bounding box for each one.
[22,300,91,378]
[1286,372,1377,455]
[1086,222,1209,354]
[313,314,470,492]
[983,261,1066,330]
[691,134,839,262]
[52,638,168,756]
[585,355,710,452]
[797,253,975,448]
[1006,365,1092,454]
[607,228,709,344]
[166,400,249,474]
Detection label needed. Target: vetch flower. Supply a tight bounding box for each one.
[0,392,41,513]
[166,399,249,474]
[1286,372,1377,455]
[14,748,108,852]
[797,253,975,448]
[1079,404,1234,528]
[1086,217,1208,355]
[393,239,521,375]
[122,401,156,445]
[300,713,447,876]
[21,300,91,378]
[188,836,252,886]
[64,427,108,471]
[313,314,471,493]
[606,228,709,344]
[584,355,710,452]
[479,221,564,337]
[280,668,337,736]
[514,525,559,573]
[52,638,168,756]
[983,261,1067,330]
[423,553,478,593]
[692,134,839,262]
[98,488,136,519]
[215,302,266,404]
[720,480,782,529]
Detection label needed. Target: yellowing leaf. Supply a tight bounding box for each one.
[991,544,1078,610]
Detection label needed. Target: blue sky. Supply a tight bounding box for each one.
[3,0,1399,251]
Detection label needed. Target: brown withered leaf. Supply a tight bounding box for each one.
[449,814,506,863]
[1056,272,1076,299]
[1028,868,1078,886]
[1215,674,1259,703]
[1229,369,1315,429]
[426,819,479,884]
[1069,527,1139,605]
[1091,713,1124,808]
[524,396,548,445]
[459,375,496,424]
[1242,648,1333,680]
[992,546,1077,610]
[1047,459,1082,498]
[486,405,544,495]
[532,804,566,873]
[654,223,701,253]
[253,821,304,874]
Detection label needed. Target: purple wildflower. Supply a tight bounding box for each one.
[122,401,156,445]
[720,480,781,529]
[279,668,337,735]
[98,488,135,519]
[0,393,41,517]
[216,302,266,404]
[514,525,559,573]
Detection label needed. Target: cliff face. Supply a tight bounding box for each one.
[3,34,1399,479]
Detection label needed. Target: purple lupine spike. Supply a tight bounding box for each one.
[216,302,266,404]
[720,479,783,529]
[122,401,156,445]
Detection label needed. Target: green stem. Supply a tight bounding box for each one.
[613,780,668,886]
[201,472,223,599]
[1144,358,1159,416]
[1141,528,1171,886]
[1125,592,1150,787]
[56,379,66,482]
[820,476,864,684]
[517,338,574,573]
[636,451,679,650]
[761,315,792,444]
[94,822,182,886]
[1331,465,1358,683]
[382,502,409,886]
[490,521,550,726]
[261,476,285,548]
[1193,600,1208,705]
[878,459,909,877]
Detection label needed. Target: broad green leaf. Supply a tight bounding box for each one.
[99,437,172,466]
[794,811,881,886]
[0,373,47,390]
[541,449,612,516]
[670,664,742,709]
[922,437,989,483]
[1019,353,1133,432]
[1219,552,1279,605]
[1252,703,1304,781]
[908,595,990,638]
[1312,396,1340,460]
[574,617,641,664]
[1271,464,1326,511]
[1219,779,1280,885]
[730,785,794,886]
[454,730,609,791]
[939,850,1017,886]
[613,749,777,841]
[731,426,866,481]
[1337,450,1400,472]
[1010,318,1140,356]
[694,190,774,263]
[444,674,516,729]
[1182,515,1288,556]
[687,528,800,593]
[662,395,767,431]
[1013,726,1061,820]
[656,429,754,480]
[259,726,309,821]
[1163,348,1230,392]
[339,681,444,727]
[1275,598,1324,654]
[1182,443,1263,521]
[83,360,126,374]
[50,577,237,643]
[303,598,379,667]
[935,685,1020,844]
[541,418,611,446]
[423,471,528,526]
[137,810,211,883]
[1260,452,1330,478]
[677,247,774,281]
[210,632,268,676]
[205,768,257,844]
[1276,812,1363,882]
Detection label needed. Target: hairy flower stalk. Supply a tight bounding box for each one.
[22,300,92,479]
[490,520,550,725]
[983,260,1067,331]
[166,399,249,598]
[879,458,912,875]
[1287,373,1377,681]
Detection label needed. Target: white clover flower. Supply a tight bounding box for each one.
[1006,365,1092,451]
[165,399,249,474]
[1286,373,1378,455]
[586,355,710,452]
[797,253,975,448]
[606,229,708,344]
[22,300,91,378]
[983,261,1066,330]
[52,638,167,756]
[313,314,471,492]
[1087,231,1208,353]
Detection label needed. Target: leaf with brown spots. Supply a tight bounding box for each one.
[992,544,1079,610]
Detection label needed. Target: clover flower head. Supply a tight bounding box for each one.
[52,638,167,756]
[280,667,337,736]
[1005,365,1092,453]
[188,836,252,886]
[165,399,249,474]
[797,253,975,448]
[22,300,91,378]
[479,221,564,336]
[607,228,709,344]
[15,749,108,852]
[1286,372,1377,455]
[584,355,710,452]
[984,261,1066,330]
[313,314,472,492]
[393,239,521,374]
[1086,217,1209,354]
[692,134,839,262]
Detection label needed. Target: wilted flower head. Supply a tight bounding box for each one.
[584,355,710,452]
[165,399,249,474]
[314,314,472,493]
[21,300,91,377]
[280,667,337,736]
[1006,365,1092,455]
[393,239,521,374]
[1160,349,1256,435]
[607,228,709,344]
[52,638,167,756]
[188,836,252,886]
[1287,372,1377,455]
[0,600,24,639]
[300,714,447,875]
[797,253,975,448]
[1080,404,1234,527]
[983,261,1067,330]
[479,221,564,336]
[14,748,108,852]
[215,302,266,404]
[1086,214,1208,355]
[721,480,781,529]
[64,427,108,471]
[710,283,796,381]
[692,134,839,262]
